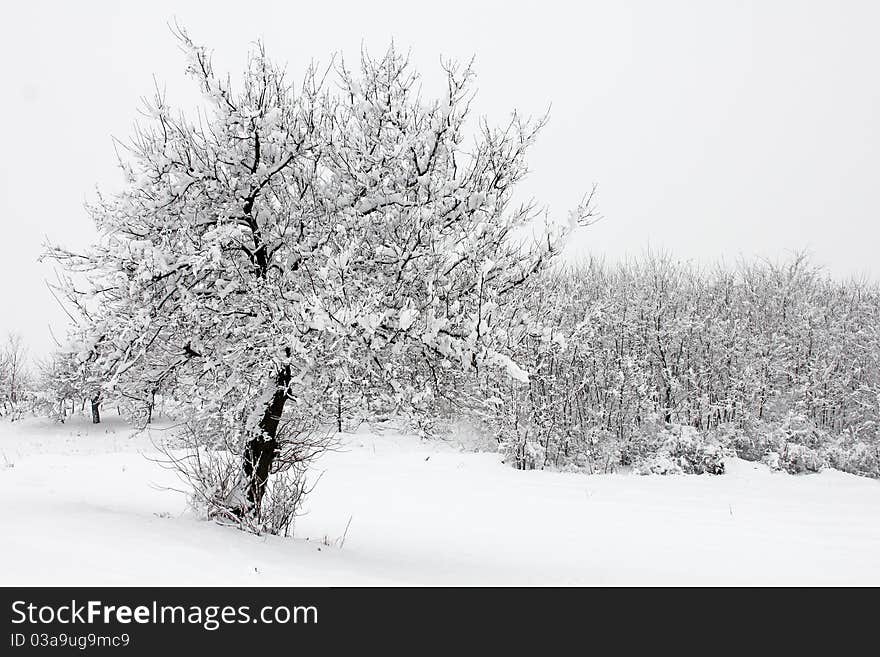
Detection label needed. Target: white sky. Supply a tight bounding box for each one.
[2,0,879,356]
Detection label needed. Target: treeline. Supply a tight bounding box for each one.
[480,253,880,477]
[9,251,880,480]
[0,334,160,425]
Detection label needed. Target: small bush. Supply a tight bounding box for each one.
[578,429,622,474]
[499,433,546,470]
[158,423,313,537]
[177,446,311,537]
[824,440,880,478]
[633,424,728,475]
[727,414,834,474]
[764,443,825,474]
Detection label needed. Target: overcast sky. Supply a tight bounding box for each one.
[2,0,878,355]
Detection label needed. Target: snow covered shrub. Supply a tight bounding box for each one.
[618,415,667,467]
[195,451,310,537]
[254,471,312,537]
[498,426,622,474]
[499,431,547,470]
[578,428,622,474]
[824,440,880,479]
[769,413,829,450]
[163,422,317,536]
[727,433,761,462]
[764,443,825,474]
[755,414,828,474]
[727,414,831,474]
[182,449,245,520]
[633,424,728,475]
[785,445,824,474]
[714,421,762,462]
[763,451,781,472]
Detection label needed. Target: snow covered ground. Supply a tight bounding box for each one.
[1,416,879,586]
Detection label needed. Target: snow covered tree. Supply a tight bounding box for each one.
[35,345,107,423]
[0,333,30,420]
[35,350,80,422]
[44,29,591,521]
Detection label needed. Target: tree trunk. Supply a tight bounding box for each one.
[91,396,101,424]
[241,362,291,516]
[146,391,155,425]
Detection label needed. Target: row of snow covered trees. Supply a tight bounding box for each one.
[0,333,129,424]
[477,253,880,478]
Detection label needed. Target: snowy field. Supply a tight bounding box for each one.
[1,416,879,586]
